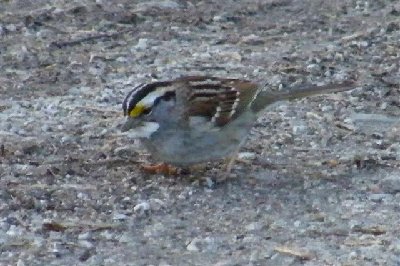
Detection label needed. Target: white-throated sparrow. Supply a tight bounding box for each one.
[121,76,356,169]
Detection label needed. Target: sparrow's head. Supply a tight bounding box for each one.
[121,82,176,136]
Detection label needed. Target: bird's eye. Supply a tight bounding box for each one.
[142,108,151,115]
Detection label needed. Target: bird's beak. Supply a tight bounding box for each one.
[120,117,160,138]
[121,117,140,132]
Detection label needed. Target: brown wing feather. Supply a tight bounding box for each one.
[178,77,259,127]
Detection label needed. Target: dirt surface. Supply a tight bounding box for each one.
[1,0,400,265]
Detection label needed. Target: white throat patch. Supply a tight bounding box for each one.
[125,122,160,138]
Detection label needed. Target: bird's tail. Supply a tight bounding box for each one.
[251,80,357,113]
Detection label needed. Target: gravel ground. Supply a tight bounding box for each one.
[1,0,400,265]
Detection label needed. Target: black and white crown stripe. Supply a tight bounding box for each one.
[122,82,175,115]
[122,83,147,115]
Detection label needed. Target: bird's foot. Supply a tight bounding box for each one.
[141,163,178,175]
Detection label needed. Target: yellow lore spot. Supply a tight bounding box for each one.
[129,104,145,117]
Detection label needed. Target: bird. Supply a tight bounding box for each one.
[121,76,356,175]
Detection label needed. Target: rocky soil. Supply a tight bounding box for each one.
[1,0,400,265]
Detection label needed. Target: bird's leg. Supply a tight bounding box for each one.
[217,137,248,182]
[225,154,238,177]
[214,155,239,183]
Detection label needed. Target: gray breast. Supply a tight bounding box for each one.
[141,110,257,166]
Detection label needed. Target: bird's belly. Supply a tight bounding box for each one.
[141,111,256,166]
